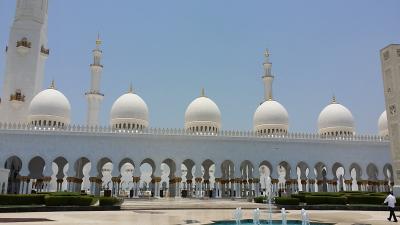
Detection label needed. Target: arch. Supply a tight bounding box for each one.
[202,159,215,180]
[383,164,394,182]
[182,159,195,180]
[240,160,254,180]
[28,156,45,179]
[221,160,235,180]
[74,157,90,179]
[259,161,273,176]
[349,163,362,191]
[296,161,309,180]
[366,163,379,181]
[140,158,156,177]
[118,158,135,173]
[349,163,362,180]
[53,156,68,180]
[4,156,22,194]
[278,161,291,180]
[332,162,345,191]
[161,158,176,179]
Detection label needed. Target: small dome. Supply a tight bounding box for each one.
[318,97,355,136]
[253,100,289,135]
[378,110,388,136]
[110,88,149,130]
[185,89,221,132]
[28,83,71,127]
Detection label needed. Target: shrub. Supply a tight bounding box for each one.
[309,192,344,197]
[0,194,45,205]
[275,197,300,205]
[253,196,267,203]
[99,197,122,206]
[48,192,80,196]
[44,195,96,206]
[291,194,306,202]
[305,196,347,205]
[347,195,385,205]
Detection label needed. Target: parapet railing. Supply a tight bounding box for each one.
[0,122,389,143]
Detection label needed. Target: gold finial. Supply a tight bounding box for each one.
[128,82,133,93]
[49,80,55,89]
[264,48,270,58]
[332,94,337,103]
[201,88,205,97]
[96,33,102,46]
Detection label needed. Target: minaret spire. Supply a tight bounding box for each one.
[85,35,104,127]
[262,49,274,101]
[201,88,205,97]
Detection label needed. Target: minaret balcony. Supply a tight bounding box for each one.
[40,46,50,58]
[9,90,25,109]
[90,64,103,68]
[85,91,104,97]
[16,37,31,56]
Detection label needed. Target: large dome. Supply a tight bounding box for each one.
[253,100,289,135]
[110,90,149,130]
[185,90,221,133]
[378,110,388,136]
[28,83,71,127]
[318,97,354,136]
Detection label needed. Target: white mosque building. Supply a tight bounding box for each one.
[0,0,393,198]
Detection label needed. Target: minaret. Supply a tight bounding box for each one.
[0,0,49,123]
[380,43,400,195]
[262,49,274,101]
[85,35,104,127]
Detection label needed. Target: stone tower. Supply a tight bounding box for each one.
[380,44,400,194]
[0,0,49,123]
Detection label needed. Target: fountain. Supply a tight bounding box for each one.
[252,208,260,225]
[301,209,310,225]
[281,208,287,225]
[233,207,243,225]
[265,176,272,225]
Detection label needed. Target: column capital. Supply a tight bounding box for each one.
[132,176,140,182]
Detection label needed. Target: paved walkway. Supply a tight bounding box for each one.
[0,199,397,225]
[122,198,276,210]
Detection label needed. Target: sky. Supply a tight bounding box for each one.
[0,0,399,134]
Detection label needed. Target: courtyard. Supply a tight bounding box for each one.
[0,198,396,225]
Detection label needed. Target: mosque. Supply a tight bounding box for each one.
[0,0,393,198]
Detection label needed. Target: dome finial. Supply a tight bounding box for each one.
[128,82,134,93]
[49,79,55,89]
[201,88,205,97]
[332,94,337,104]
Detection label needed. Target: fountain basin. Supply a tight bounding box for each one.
[208,220,333,225]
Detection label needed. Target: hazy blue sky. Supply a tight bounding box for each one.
[0,0,399,134]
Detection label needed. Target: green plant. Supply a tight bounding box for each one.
[305,196,347,205]
[347,195,385,205]
[99,197,122,206]
[291,193,306,202]
[253,196,267,203]
[44,195,96,206]
[275,197,300,205]
[0,194,45,205]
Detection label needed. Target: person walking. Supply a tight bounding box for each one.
[384,191,398,222]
